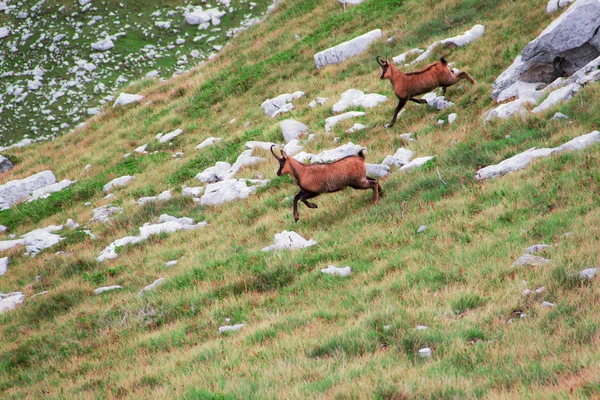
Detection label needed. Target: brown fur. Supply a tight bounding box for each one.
[377,56,476,127]
[271,147,380,222]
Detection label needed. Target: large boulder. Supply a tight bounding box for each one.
[261,92,305,118]
[492,0,600,101]
[314,29,382,69]
[280,119,308,143]
[0,170,56,210]
[332,89,387,113]
[0,155,14,173]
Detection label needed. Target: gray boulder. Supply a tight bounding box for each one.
[314,29,382,69]
[0,170,56,210]
[0,155,13,173]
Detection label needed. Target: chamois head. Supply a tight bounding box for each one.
[376,56,391,80]
[270,145,291,176]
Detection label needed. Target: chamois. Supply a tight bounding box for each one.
[377,55,476,128]
[270,145,381,222]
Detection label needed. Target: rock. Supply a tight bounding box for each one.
[417,225,427,233]
[496,81,545,103]
[476,131,600,180]
[541,301,556,308]
[134,144,148,153]
[535,286,547,294]
[522,289,532,296]
[262,230,317,252]
[314,29,382,69]
[512,254,551,267]
[65,219,79,229]
[399,133,416,142]
[0,225,64,255]
[0,155,14,173]
[0,225,6,232]
[246,141,277,151]
[398,156,435,171]
[185,7,226,25]
[103,175,134,192]
[283,140,303,156]
[308,97,327,108]
[418,347,432,358]
[383,325,391,331]
[113,93,144,108]
[321,265,352,276]
[382,148,414,167]
[157,128,183,143]
[524,244,551,254]
[28,179,76,202]
[293,142,363,163]
[422,92,453,110]
[145,70,159,78]
[0,292,25,314]
[0,27,9,39]
[91,38,114,51]
[392,48,424,64]
[491,0,600,101]
[90,205,123,223]
[218,324,244,334]
[441,24,485,47]
[324,112,366,132]
[437,120,445,125]
[572,56,600,84]
[484,98,537,122]
[532,83,581,113]
[138,190,172,205]
[346,123,368,133]
[0,257,7,275]
[182,186,204,197]
[448,113,457,124]
[366,163,390,178]
[94,285,122,295]
[261,91,305,118]
[552,112,570,120]
[0,170,57,210]
[195,137,222,150]
[280,119,308,143]
[338,0,364,4]
[547,0,576,14]
[138,278,165,297]
[196,162,232,183]
[414,325,429,331]
[165,260,178,267]
[200,179,269,206]
[155,21,171,29]
[579,268,598,279]
[332,89,387,113]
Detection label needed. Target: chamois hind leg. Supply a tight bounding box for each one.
[351,178,380,205]
[301,192,319,209]
[292,190,305,222]
[367,176,383,196]
[386,98,407,128]
[450,71,476,86]
[409,97,427,104]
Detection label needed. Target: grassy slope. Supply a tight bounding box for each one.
[1,0,600,398]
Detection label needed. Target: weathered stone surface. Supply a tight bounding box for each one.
[0,155,14,173]
[408,25,484,66]
[418,347,432,358]
[484,98,536,122]
[182,186,204,197]
[246,141,276,151]
[27,179,76,202]
[293,142,363,163]
[366,163,390,178]
[324,112,365,132]
[94,285,122,295]
[184,7,225,25]
[283,140,303,156]
[512,254,551,267]
[422,92,453,110]
[195,137,222,150]
[0,257,8,276]
[417,225,427,233]
[314,29,382,69]
[547,0,576,14]
[0,170,56,210]
[552,112,570,120]
[103,175,134,192]
[541,301,556,308]
[346,123,368,133]
[532,83,581,113]
[393,48,424,64]
[382,148,414,167]
[399,156,435,171]
[579,268,598,279]
[525,244,551,254]
[138,278,166,297]
[218,324,244,334]
[332,89,387,113]
[90,205,123,223]
[261,91,305,118]
[200,179,269,206]
[448,113,457,124]
[91,38,114,51]
[262,230,317,251]
[156,128,183,143]
[308,97,327,108]
[138,190,172,205]
[280,119,308,143]
[113,93,144,107]
[0,292,24,314]
[321,265,352,276]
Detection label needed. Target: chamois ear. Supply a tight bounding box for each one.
[280,150,288,159]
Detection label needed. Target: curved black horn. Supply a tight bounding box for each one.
[376,55,386,66]
[270,145,281,160]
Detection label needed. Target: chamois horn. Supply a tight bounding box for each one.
[270,144,282,160]
[376,55,386,67]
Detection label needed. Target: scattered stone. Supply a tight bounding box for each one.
[485,98,536,122]
[547,0,575,13]
[535,286,547,294]
[324,112,366,132]
[138,278,166,297]
[65,219,79,229]
[90,204,123,223]
[437,119,445,125]
[182,186,204,197]
[262,230,317,252]
[383,148,414,167]
[417,225,427,233]
[156,128,183,143]
[261,91,305,118]
[138,190,172,205]
[579,268,598,280]
[195,137,223,150]
[552,112,570,120]
[113,93,144,108]
[422,92,453,110]
[0,170,57,210]
[398,156,435,172]
[532,83,581,113]
[103,175,134,192]
[218,324,244,334]
[522,289,532,296]
[165,260,178,267]
[294,142,363,163]
[0,27,9,39]
[308,97,327,108]
[392,48,424,64]
[280,119,308,143]
[563,232,575,238]
[314,29,382,69]
[346,123,368,133]
[512,254,551,267]
[320,265,352,276]
[448,113,457,124]
[0,292,25,314]
[524,244,551,254]
[27,179,76,203]
[91,38,114,51]
[332,89,387,113]
[418,347,432,358]
[0,225,7,232]
[366,164,390,178]
[185,7,226,26]
[283,140,303,156]
[0,155,14,173]
[475,131,600,180]
[0,225,64,256]
[200,179,269,206]
[414,325,429,331]
[94,285,122,295]
[134,144,148,153]
[383,325,391,331]
[0,257,7,276]
[408,25,484,66]
[399,133,416,142]
[541,301,556,308]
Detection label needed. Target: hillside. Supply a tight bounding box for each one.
[1,0,600,398]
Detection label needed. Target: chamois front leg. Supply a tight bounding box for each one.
[386,98,407,128]
[409,97,427,104]
[301,191,319,209]
[292,190,305,222]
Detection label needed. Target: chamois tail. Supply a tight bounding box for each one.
[440,56,448,65]
[358,149,367,159]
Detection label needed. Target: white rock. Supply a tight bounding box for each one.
[195,137,222,150]
[320,265,352,276]
[91,38,114,51]
[308,97,327,108]
[94,285,122,294]
[113,93,144,107]
[346,123,368,133]
[417,225,427,233]
[90,205,123,223]
[165,260,178,267]
[0,170,56,210]
[103,175,134,192]
[28,179,76,202]
[0,257,8,275]
[541,301,556,308]
[552,112,569,120]
[134,144,148,153]
[157,128,183,143]
[441,24,485,47]
[332,89,387,113]
[200,179,269,206]
[138,190,172,205]
[0,292,24,314]
[496,81,545,103]
[422,92,453,110]
[262,230,317,252]
[246,141,277,151]
[261,91,305,118]
[0,155,14,173]
[448,113,457,124]
[338,0,364,4]
[0,27,9,39]
[524,244,550,254]
[547,0,576,14]
[196,161,232,183]
[485,98,536,122]
[382,148,414,167]
[476,131,600,180]
[65,219,79,229]
[283,140,303,156]
[314,29,382,69]
[535,286,547,294]
[138,278,165,297]
[399,133,416,142]
[522,289,532,296]
[294,142,363,163]
[185,7,226,26]
[145,70,159,78]
[512,254,551,267]
[366,163,390,178]
[182,186,204,197]
[532,83,581,113]
[155,21,171,29]
[418,347,432,358]
[398,156,435,171]
[325,112,366,132]
[280,119,308,143]
[579,268,598,279]
[218,324,244,334]
[392,48,424,64]
[414,325,429,331]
